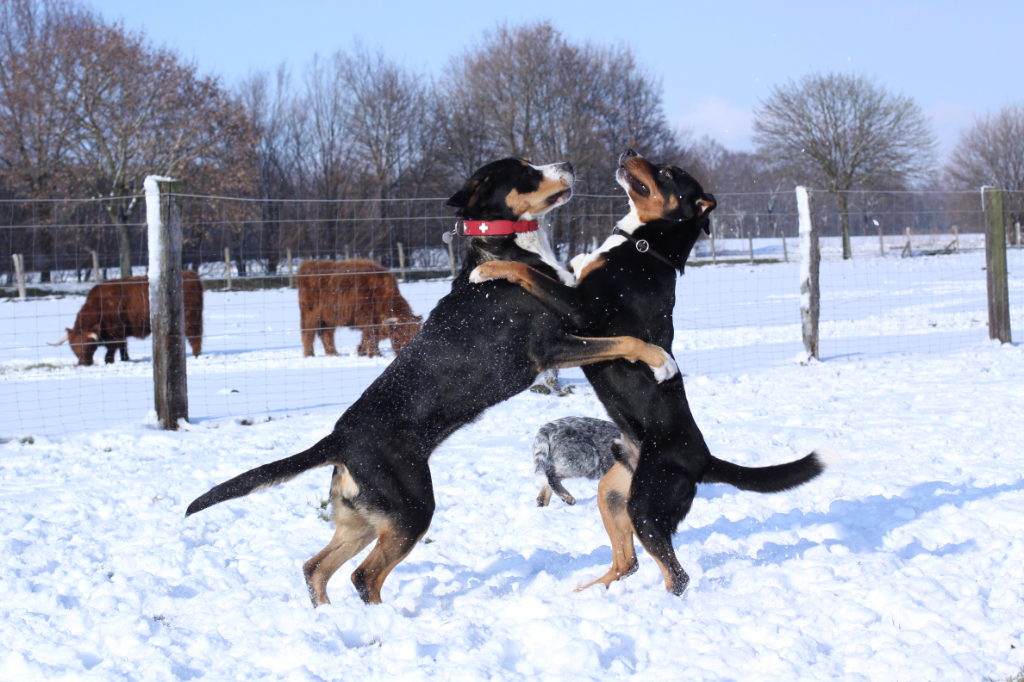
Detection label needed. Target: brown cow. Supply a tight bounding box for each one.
[297,259,422,357]
[53,271,204,366]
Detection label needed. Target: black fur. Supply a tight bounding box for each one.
[185,158,674,606]
[474,150,834,594]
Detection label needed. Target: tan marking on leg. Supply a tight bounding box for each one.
[537,484,552,507]
[548,336,669,371]
[473,260,547,292]
[577,462,639,591]
[350,519,425,605]
[303,505,377,607]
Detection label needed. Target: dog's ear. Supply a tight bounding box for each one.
[447,175,491,215]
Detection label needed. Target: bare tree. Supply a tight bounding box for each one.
[58,20,256,276]
[946,104,1024,228]
[753,73,936,258]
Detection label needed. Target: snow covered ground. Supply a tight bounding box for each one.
[2,246,1023,680]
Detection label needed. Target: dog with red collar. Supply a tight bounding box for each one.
[472,150,838,596]
[185,157,680,607]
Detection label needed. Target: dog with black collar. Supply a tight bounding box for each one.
[185,157,680,606]
[472,150,838,596]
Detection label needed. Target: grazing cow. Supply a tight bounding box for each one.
[297,259,422,357]
[53,271,204,365]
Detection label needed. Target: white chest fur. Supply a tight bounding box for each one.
[514,229,576,286]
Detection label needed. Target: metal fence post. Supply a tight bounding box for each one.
[146,175,189,430]
[982,186,1012,343]
[797,187,819,360]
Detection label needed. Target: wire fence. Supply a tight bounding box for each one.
[2,189,1021,439]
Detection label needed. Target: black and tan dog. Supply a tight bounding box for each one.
[185,158,679,606]
[472,150,838,595]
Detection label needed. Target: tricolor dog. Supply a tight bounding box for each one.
[185,158,679,606]
[473,150,838,595]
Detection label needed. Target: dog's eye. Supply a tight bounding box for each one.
[660,168,672,177]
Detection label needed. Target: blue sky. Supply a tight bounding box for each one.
[94,0,1022,158]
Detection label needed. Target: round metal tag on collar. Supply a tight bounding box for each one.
[635,239,650,253]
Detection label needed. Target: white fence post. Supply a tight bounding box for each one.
[146,175,189,430]
[797,187,819,361]
[11,254,26,300]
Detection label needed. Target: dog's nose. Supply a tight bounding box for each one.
[560,161,574,175]
[624,149,638,158]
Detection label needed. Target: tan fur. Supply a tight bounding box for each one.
[575,255,606,283]
[350,521,427,605]
[576,462,639,591]
[65,272,203,365]
[505,175,570,216]
[297,259,422,358]
[336,465,360,500]
[622,156,673,224]
[303,504,378,607]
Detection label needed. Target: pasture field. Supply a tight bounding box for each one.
[1,247,1023,680]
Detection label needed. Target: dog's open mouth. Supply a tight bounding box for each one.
[546,188,572,206]
[617,167,650,198]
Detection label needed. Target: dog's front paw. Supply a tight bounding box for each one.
[651,351,678,383]
[469,265,493,284]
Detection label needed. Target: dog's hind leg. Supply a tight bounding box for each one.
[577,462,638,591]
[549,478,576,506]
[303,505,377,607]
[350,462,435,604]
[627,457,696,596]
[303,465,377,607]
[537,484,553,507]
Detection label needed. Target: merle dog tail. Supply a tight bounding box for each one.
[185,438,335,517]
[701,447,841,493]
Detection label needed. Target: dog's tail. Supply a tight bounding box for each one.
[701,447,841,493]
[185,438,335,517]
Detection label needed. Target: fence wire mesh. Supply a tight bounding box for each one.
[2,189,1021,438]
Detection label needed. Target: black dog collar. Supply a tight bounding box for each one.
[612,227,679,271]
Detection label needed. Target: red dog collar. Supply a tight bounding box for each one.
[461,220,539,236]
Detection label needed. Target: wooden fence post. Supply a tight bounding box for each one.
[983,187,1012,343]
[397,242,406,282]
[797,187,819,360]
[781,232,788,263]
[286,247,294,288]
[145,175,188,430]
[224,247,231,290]
[953,226,959,254]
[12,254,26,300]
[448,239,456,278]
[748,232,755,263]
[901,227,912,258]
[878,223,885,257]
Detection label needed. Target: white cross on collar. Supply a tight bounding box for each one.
[479,223,489,233]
